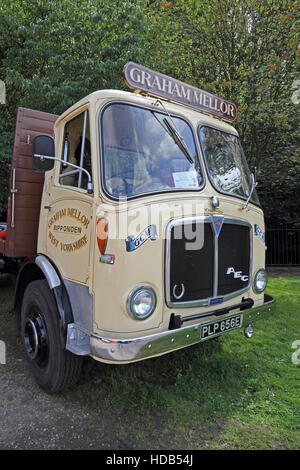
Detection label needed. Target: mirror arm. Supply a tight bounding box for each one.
[33,153,94,194]
[243,172,257,210]
[253,166,257,183]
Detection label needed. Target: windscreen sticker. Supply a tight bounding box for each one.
[172,170,198,188]
[48,208,90,252]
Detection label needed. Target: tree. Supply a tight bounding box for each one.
[0,0,155,216]
[148,0,300,224]
[0,0,299,225]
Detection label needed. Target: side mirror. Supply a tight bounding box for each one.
[32,135,55,172]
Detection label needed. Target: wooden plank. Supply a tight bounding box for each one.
[14,206,40,221]
[19,126,56,143]
[4,238,15,257]
[21,119,57,134]
[15,168,44,184]
[15,181,43,196]
[8,155,35,171]
[5,107,58,258]
[13,220,39,235]
[6,230,39,255]
[18,138,54,157]
[13,194,44,209]
[0,239,5,255]
[22,106,57,121]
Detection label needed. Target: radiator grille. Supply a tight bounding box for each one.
[218,224,250,295]
[166,217,251,307]
[169,222,214,302]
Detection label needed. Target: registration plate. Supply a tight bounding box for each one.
[200,314,243,339]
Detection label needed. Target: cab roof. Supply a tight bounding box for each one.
[55,89,239,136]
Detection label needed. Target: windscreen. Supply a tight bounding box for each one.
[101,103,203,199]
[198,126,260,205]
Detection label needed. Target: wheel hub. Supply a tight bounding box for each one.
[24,312,48,366]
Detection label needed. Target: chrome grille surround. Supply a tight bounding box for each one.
[165,216,252,309]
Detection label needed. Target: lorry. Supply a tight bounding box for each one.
[0,63,275,393]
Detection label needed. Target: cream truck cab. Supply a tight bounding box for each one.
[1,63,275,392]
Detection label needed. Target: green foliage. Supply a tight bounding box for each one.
[148,0,300,224]
[0,0,155,216]
[0,0,299,223]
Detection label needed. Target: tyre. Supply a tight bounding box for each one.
[21,279,83,393]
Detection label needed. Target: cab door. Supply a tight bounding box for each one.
[45,109,94,284]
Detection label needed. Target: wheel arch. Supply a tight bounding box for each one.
[14,255,73,342]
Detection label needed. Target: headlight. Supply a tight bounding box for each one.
[127,286,157,320]
[253,268,267,294]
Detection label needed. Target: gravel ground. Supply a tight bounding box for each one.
[0,339,130,450]
[0,277,141,450]
[0,277,181,451]
[0,345,171,450]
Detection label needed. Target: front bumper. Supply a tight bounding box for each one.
[90,294,275,364]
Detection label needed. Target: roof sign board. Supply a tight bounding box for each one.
[123,62,237,123]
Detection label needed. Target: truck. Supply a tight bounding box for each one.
[0,63,275,393]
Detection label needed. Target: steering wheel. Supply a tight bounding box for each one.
[135,180,170,193]
[106,174,133,197]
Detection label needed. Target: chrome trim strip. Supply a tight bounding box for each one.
[77,109,88,188]
[36,255,61,289]
[165,216,252,308]
[165,216,211,308]
[212,217,218,297]
[90,294,275,363]
[222,217,252,227]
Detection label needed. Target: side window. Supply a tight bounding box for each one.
[59,110,92,190]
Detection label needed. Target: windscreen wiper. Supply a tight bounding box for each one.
[153,99,194,164]
[162,118,194,164]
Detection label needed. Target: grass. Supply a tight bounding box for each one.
[1,275,299,449]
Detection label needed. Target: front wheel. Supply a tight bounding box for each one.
[21,279,83,393]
